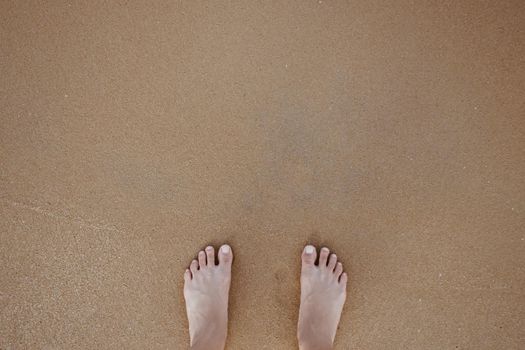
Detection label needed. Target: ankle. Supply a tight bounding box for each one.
[190,323,227,350]
[190,337,226,350]
[299,344,333,350]
[298,337,333,350]
[190,340,225,350]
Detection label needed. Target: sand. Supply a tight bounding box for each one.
[1,1,524,349]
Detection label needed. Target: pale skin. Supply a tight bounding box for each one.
[183,244,347,349]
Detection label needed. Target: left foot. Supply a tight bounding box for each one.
[183,244,233,350]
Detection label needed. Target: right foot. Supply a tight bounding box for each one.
[298,245,348,350]
[183,244,233,350]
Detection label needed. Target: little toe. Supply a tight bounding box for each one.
[184,269,191,282]
[205,246,215,266]
[198,251,207,269]
[334,262,343,278]
[190,259,198,275]
[218,244,233,268]
[319,247,330,267]
[340,272,348,287]
[302,245,317,267]
[327,254,337,271]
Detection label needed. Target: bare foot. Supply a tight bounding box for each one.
[183,244,233,350]
[298,245,348,350]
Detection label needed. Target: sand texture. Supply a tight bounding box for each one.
[1,1,524,349]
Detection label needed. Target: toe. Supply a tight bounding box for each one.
[190,259,198,274]
[218,244,233,268]
[198,250,207,269]
[301,245,317,267]
[205,246,215,266]
[319,247,330,267]
[184,268,191,282]
[334,262,343,278]
[328,254,337,271]
[340,272,348,287]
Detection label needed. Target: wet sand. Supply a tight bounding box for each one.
[1,1,524,349]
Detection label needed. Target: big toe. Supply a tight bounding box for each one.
[302,245,317,267]
[218,244,233,268]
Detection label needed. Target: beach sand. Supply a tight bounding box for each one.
[1,1,524,349]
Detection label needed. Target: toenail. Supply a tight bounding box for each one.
[221,245,230,253]
[206,246,213,251]
[305,246,314,254]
